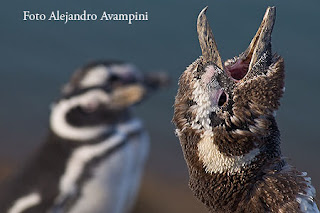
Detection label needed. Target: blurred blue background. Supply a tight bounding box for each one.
[0,0,319,212]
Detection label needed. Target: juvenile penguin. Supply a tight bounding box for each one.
[0,60,169,213]
[172,7,319,213]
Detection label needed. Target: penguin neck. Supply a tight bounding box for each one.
[180,128,264,211]
[49,103,133,142]
[180,124,313,212]
[188,156,283,212]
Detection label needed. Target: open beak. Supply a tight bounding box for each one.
[197,6,223,69]
[197,6,276,82]
[108,71,170,109]
[241,7,276,80]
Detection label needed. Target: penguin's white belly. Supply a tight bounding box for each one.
[68,132,149,213]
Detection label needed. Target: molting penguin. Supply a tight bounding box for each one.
[0,60,169,213]
[172,7,319,213]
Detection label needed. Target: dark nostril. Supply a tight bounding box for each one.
[218,92,227,107]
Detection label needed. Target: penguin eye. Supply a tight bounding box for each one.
[218,91,227,107]
[187,100,196,106]
[109,75,124,88]
[109,75,121,82]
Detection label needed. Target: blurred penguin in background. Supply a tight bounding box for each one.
[0,60,169,213]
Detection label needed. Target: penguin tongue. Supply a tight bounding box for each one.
[225,59,250,81]
[225,7,276,82]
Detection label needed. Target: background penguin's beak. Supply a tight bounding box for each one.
[143,71,171,90]
[107,71,170,110]
[108,84,147,109]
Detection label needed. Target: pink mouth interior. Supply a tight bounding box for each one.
[225,59,250,81]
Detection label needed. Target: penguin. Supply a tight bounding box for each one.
[0,60,169,213]
[172,6,319,213]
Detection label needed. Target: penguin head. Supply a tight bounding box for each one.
[173,7,284,174]
[50,61,169,141]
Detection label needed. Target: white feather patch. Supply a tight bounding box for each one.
[189,66,260,174]
[190,65,223,135]
[197,135,260,174]
[110,64,142,79]
[191,80,215,134]
[67,131,149,213]
[8,192,41,213]
[50,89,111,141]
[296,173,320,213]
[117,118,143,133]
[79,66,110,88]
[78,63,142,90]
[54,118,144,208]
[56,133,125,204]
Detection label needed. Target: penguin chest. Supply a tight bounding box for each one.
[67,131,149,213]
